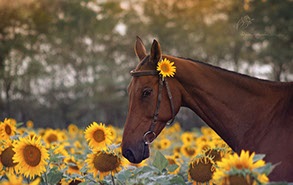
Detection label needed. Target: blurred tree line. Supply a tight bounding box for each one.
[0,0,292,128]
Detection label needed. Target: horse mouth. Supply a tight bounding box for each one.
[122,142,150,164]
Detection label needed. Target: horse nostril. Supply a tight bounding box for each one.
[123,149,136,163]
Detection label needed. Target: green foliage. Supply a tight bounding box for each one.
[152,151,169,172]
[113,151,185,185]
[46,166,63,185]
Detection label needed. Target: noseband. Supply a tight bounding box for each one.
[130,69,175,144]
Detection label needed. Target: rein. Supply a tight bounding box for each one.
[130,69,175,144]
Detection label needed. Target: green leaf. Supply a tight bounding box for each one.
[167,164,179,172]
[80,164,88,174]
[78,182,89,185]
[47,167,63,185]
[134,165,155,174]
[253,154,265,162]
[116,169,132,182]
[170,175,186,185]
[152,151,169,172]
[254,162,276,175]
[16,122,24,127]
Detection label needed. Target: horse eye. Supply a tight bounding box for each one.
[142,88,152,97]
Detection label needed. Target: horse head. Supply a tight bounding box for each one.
[121,37,182,163]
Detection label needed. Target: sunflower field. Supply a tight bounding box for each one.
[0,118,286,185]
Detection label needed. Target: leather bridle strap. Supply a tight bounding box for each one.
[130,69,176,144]
[130,70,159,77]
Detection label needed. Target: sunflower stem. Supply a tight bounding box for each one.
[111,172,116,185]
[44,170,49,185]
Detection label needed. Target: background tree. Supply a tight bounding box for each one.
[245,0,293,81]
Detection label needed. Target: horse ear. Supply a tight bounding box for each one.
[150,39,162,65]
[135,36,147,61]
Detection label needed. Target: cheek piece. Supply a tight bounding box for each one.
[130,69,175,145]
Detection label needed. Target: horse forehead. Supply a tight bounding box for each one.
[128,76,156,89]
[127,78,141,96]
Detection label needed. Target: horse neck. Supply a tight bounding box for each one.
[170,56,290,151]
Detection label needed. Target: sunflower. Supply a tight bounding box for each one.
[154,138,171,150]
[51,142,69,156]
[201,127,217,136]
[220,150,265,171]
[59,177,84,185]
[169,122,181,133]
[181,132,196,145]
[108,125,117,141]
[172,151,182,161]
[0,140,18,174]
[157,58,176,78]
[13,135,49,179]
[50,143,68,167]
[64,156,82,175]
[166,155,180,174]
[204,147,227,162]
[181,144,197,158]
[68,124,79,134]
[0,118,17,141]
[26,120,34,129]
[84,122,113,150]
[188,155,215,184]
[86,150,122,180]
[42,129,63,146]
[1,173,41,185]
[213,150,269,185]
[161,122,181,137]
[196,137,217,153]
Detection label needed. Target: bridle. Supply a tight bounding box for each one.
[130,67,175,145]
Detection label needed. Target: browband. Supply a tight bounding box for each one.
[130,70,159,77]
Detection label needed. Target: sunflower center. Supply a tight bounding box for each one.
[184,147,196,156]
[47,134,58,143]
[189,159,214,183]
[68,159,79,171]
[205,149,222,162]
[161,64,170,72]
[228,175,253,185]
[5,125,12,135]
[1,146,17,167]
[167,158,176,165]
[23,145,42,167]
[93,152,119,172]
[93,129,105,143]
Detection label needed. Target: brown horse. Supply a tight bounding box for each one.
[121,37,293,181]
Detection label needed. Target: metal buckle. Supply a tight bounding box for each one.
[143,131,156,145]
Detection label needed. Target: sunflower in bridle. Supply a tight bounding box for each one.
[157,58,176,78]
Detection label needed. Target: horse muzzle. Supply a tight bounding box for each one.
[122,142,150,163]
